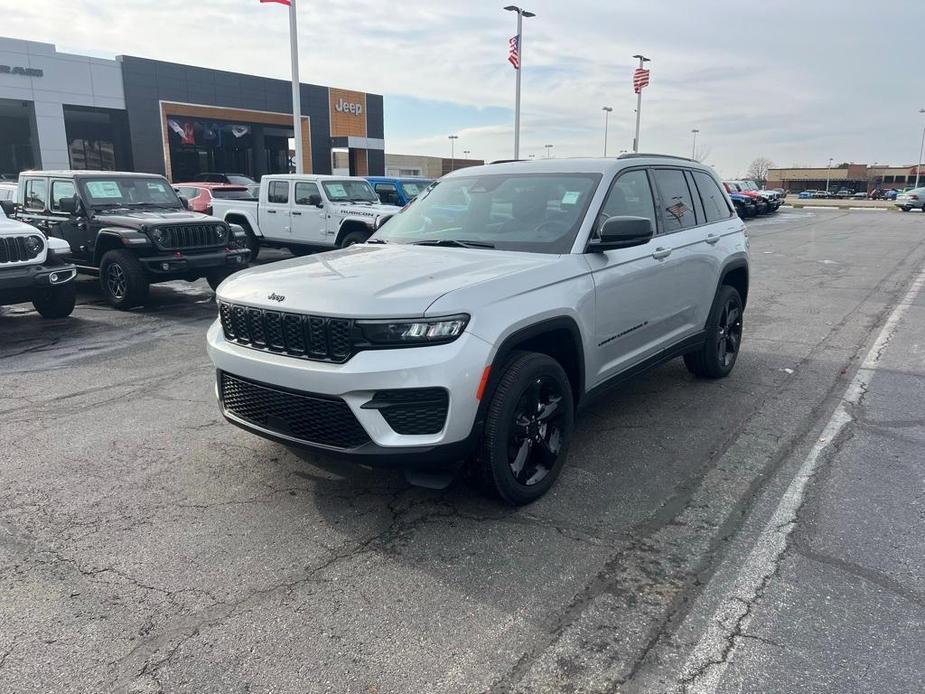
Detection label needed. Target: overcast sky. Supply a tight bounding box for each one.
[5,1,924,176]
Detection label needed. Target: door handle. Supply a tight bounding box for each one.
[652,247,672,260]
[705,234,720,245]
[291,211,302,216]
[267,210,277,214]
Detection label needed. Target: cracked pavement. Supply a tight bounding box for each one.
[2,214,924,693]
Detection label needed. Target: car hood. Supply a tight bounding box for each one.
[93,209,220,230]
[0,212,40,236]
[217,243,561,317]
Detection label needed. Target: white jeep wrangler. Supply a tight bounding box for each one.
[210,175,397,259]
[208,155,750,504]
[0,203,78,318]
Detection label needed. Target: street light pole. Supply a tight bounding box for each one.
[826,157,833,194]
[915,108,925,190]
[691,128,700,160]
[504,6,535,160]
[632,53,650,153]
[545,144,554,159]
[448,135,458,173]
[602,106,613,157]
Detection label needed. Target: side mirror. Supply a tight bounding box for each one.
[307,193,323,207]
[179,196,190,210]
[58,196,79,214]
[0,199,15,217]
[589,215,654,252]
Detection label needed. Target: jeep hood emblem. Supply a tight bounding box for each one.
[268,292,286,302]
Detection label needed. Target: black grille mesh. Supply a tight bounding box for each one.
[156,224,223,250]
[0,236,35,263]
[368,388,449,435]
[219,301,356,363]
[220,372,369,449]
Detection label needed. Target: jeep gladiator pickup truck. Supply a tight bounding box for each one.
[0,201,78,318]
[208,155,749,505]
[210,174,397,259]
[13,171,250,309]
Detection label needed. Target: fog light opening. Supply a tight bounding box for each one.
[161,262,170,271]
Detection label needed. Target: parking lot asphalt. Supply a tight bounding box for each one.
[2,210,924,693]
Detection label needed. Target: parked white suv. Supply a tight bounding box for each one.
[210,174,397,259]
[207,155,749,504]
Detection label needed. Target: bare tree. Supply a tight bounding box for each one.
[746,157,774,185]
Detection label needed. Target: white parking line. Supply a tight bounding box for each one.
[848,207,888,211]
[680,262,925,694]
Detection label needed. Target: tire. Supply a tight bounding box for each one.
[239,223,260,260]
[99,250,149,309]
[339,230,369,248]
[684,285,744,379]
[476,351,575,505]
[901,206,911,212]
[32,280,76,319]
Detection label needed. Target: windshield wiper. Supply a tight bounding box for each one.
[411,239,495,249]
[366,238,388,244]
[123,202,180,209]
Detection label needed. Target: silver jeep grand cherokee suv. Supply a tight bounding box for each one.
[208,154,749,504]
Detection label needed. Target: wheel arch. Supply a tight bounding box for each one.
[484,317,586,410]
[92,230,130,265]
[335,219,373,246]
[718,258,749,309]
[224,213,256,235]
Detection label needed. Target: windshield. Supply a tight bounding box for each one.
[79,177,182,209]
[322,179,379,203]
[400,180,433,199]
[223,175,257,186]
[372,173,601,254]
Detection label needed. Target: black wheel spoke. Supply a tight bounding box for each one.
[505,374,569,488]
[510,439,533,481]
[536,395,562,423]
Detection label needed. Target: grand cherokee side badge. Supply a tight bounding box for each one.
[268,293,286,302]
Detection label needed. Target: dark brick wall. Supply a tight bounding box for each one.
[118,56,382,178]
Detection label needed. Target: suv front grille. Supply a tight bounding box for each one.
[363,388,449,435]
[0,236,36,264]
[220,372,370,449]
[156,224,223,250]
[219,301,355,363]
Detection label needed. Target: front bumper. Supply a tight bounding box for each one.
[0,261,77,303]
[139,248,250,276]
[206,321,492,467]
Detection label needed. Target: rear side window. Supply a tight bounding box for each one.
[50,180,76,211]
[24,178,48,211]
[692,171,732,222]
[653,169,697,232]
[268,181,289,204]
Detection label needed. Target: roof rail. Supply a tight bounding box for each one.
[488,159,528,164]
[617,153,699,162]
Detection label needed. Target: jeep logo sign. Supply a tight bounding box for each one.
[0,65,43,77]
[335,98,363,116]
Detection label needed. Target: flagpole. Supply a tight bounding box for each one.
[289,0,304,174]
[632,54,650,153]
[513,11,522,160]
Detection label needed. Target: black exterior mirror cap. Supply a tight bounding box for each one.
[179,196,190,210]
[589,215,654,251]
[58,196,79,214]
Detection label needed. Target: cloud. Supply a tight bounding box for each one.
[3,0,922,175]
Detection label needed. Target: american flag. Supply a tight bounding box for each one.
[633,67,650,94]
[508,35,521,70]
[260,0,291,5]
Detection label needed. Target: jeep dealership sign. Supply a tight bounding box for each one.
[334,98,363,116]
[0,65,43,77]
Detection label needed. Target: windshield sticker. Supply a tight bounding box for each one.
[561,191,581,205]
[147,182,167,192]
[327,183,347,198]
[86,181,123,198]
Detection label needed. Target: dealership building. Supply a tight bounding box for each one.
[0,36,385,181]
[767,164,925,193]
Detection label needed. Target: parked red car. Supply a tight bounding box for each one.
[172,183,255,215]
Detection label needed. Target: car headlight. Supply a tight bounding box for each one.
[24,235,44,258]
[151,227,169,245]
[357,314,469,346]
[215,225,228,242]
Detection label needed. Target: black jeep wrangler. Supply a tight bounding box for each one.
[13,171,250,309]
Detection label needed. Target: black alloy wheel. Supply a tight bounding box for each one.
[476,351,574,505]
[684,285,744,379]
[99,250,149,309]
[508,376,566,487]
[107,263,127,300]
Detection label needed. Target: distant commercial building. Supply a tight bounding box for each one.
[767,164,925,193]
[385,153,484,179]
[0,36,385,181]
